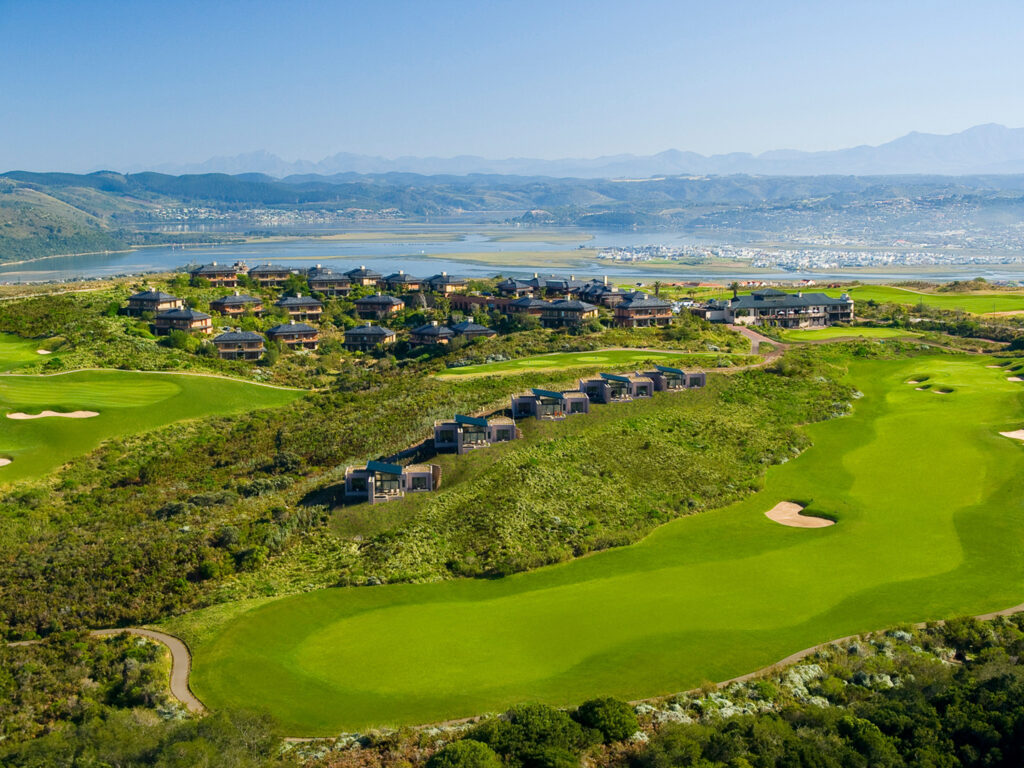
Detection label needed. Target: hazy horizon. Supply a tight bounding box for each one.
[5,0,1024,172]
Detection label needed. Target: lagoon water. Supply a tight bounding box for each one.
[2,228,1023,284]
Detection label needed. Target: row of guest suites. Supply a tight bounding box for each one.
[343,365,706,504]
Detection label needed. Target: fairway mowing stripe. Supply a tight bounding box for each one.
[0,367,309,391]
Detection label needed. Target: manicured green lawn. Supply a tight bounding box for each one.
[823,285,1024,314]
[0,370,301,482]
[778,326,921,342]
[0,333,56,371]
[437,350,744,378]
[181,356,1024,734]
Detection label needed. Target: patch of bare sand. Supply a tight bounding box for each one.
[7,410,99,420]
[987,365,1003,369]
[0,458,10,467]
[1000,430,1024,442]
[36,349,51,355]
[1008,377,1023,382]
[765,501,834,529]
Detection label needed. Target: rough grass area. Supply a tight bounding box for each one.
[0,370,301,481]
[181,355,1024,735]
[824,285,1024,314]
[436,349,749,378]
[778,326,921,342]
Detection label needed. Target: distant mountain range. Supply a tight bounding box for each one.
[138,124,1024,179]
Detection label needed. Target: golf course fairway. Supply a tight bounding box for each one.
[185,355,1024,735]
[0,370,302,481]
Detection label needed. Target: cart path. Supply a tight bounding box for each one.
[8,627,204,714]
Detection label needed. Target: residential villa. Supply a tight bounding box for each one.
[544,275,585,296]
[344,460,441,504]
[614,293,673,327]
[308,269,352,297]
[540,299,599,328]
[275,294,323,321]
[425,272,467,294]
[507,296,550,316]
[410,321,455,345]
[496,278,535,297]
[433,414,519,454]
[511,388,591,420]
[210,292,263,317]
[344,265,383,287]
[212,331,265,360]
[248,264,294,287]
[383,270,423,292]
[189,261,246,286]
[694,289,855,328]
[450,320,496,339]
[152,307,213,335]
[344,323,397,351]
[124,289,183,316]
[266,321,319,350]
[354,293,405,319]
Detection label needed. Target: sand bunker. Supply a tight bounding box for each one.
[0,458,10,467]
[36,349,51,355]
[1008,377,1023,382]
[765,501,834,529]
[7,410,99,420]
[1000,430,1024,442]
[987,365,1003,369]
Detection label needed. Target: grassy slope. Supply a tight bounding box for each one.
[825,285,1024,314]
[181,355,1024,734]
[0,371,301,482]
[778,327,921,342]
[436,349,748,378]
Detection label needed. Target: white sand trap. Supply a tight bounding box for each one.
[916,387,929,391]
[765,501,834,529]
[1000,430,1024,442]
[36,349,51,355]
[7,410,99,420]
[907,379,922,384]
[987,365,1003,369]
[0,458,10,467]
[1008,377,1023,382]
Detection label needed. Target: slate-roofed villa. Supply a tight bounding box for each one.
[410,321,455,345]
[248,264,294,286]
[433,414,520,454]
[344,323,397,351]
[511,388,591,420]
[212,331,265,360]
[425,272,468,294]
[383,270,423,291]
[614,293,673,327]
[210,292,263,317]
[188,261,247,286]
[275,293,323,321]
[354,293,405,319]
[496,277,535,297]
[449,320,496,339]
[152,307,213,335]
[344,265,383,286]
[540,299,598,328]
[307,268,352,296]
[507,296,550,316]
[344,460,441,504]
[125,289,183,316]
[266,321,319,350]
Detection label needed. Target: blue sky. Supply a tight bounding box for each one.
[3,0,1024,171]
